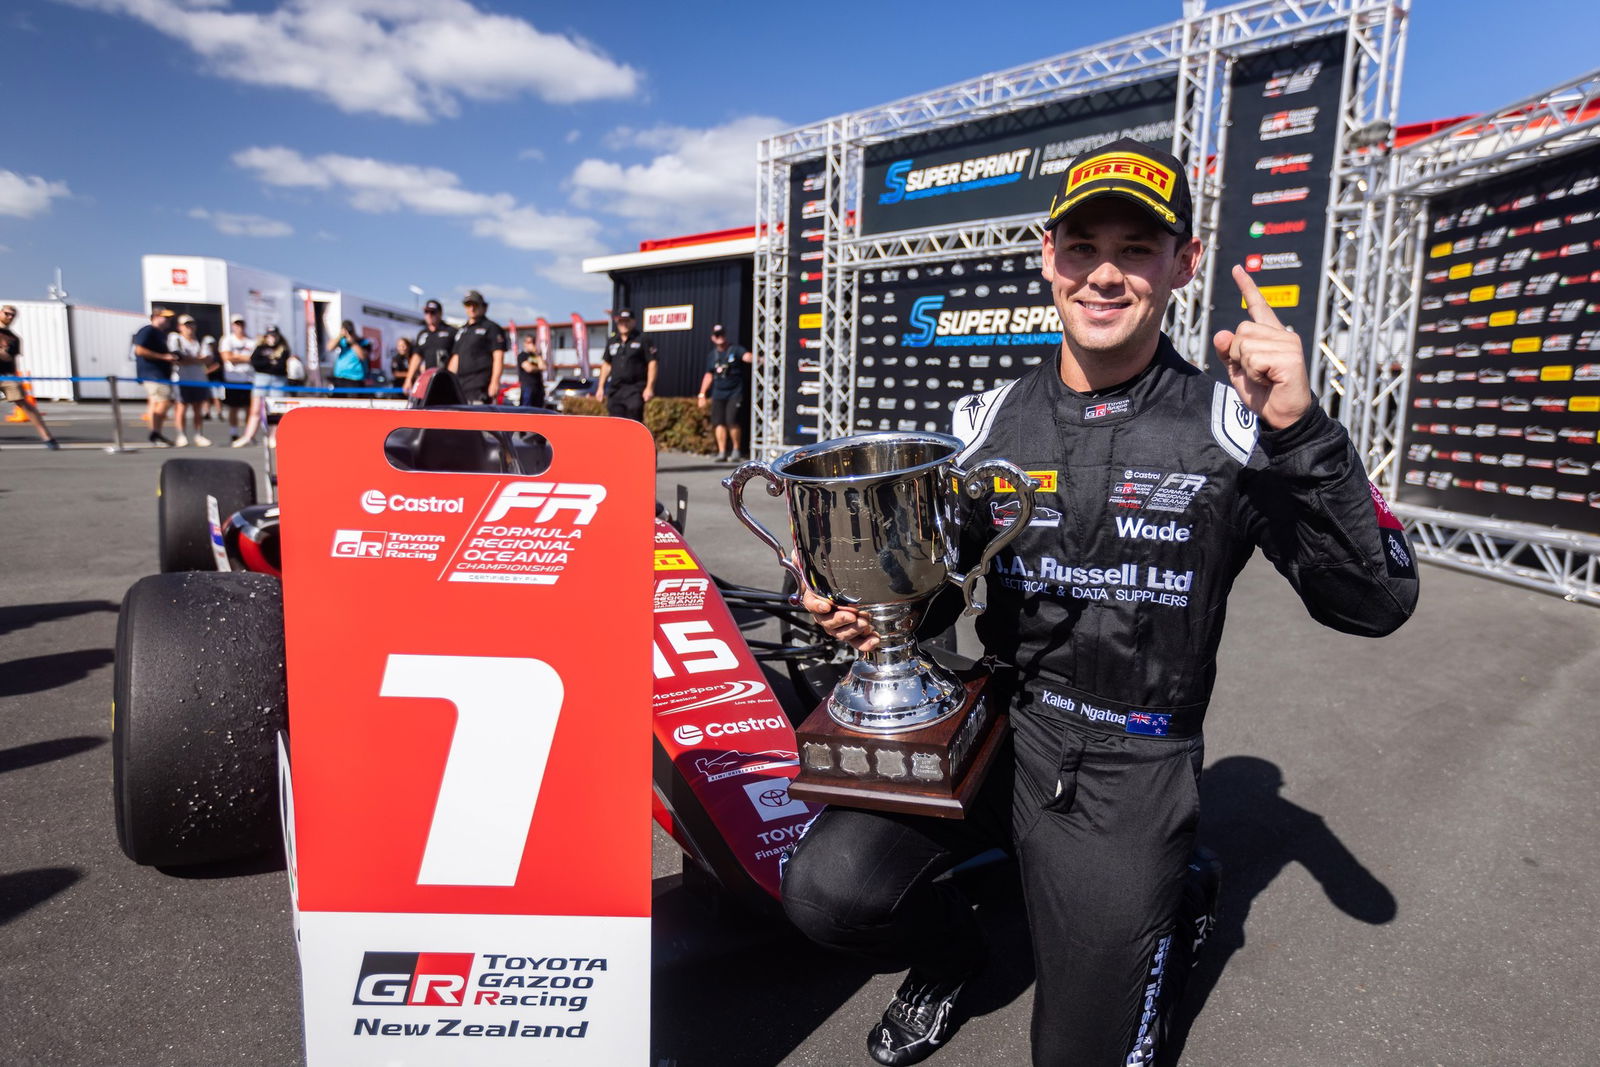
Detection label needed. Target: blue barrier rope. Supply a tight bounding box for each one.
[0,374,403,396]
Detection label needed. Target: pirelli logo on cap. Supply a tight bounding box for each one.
[1065,153,1176,200]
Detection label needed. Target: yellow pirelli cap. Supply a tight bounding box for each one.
[1045,137,1193,236]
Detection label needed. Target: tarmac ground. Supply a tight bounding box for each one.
[2,402,1598,1065]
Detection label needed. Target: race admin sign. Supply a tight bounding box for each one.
[278,407,655,1065]
[852,254,1056,433]
[860,78,1176,235]
[1396,142,1600,535]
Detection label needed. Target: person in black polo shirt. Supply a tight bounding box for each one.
[696,323,752,461]
[596,309,656,422]
[404,298,457,394]
[447,290,506,404]
[132,307,178,446]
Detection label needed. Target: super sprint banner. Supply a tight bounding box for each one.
[783,161,827,445]
[1204,35,1347,357]
[861,79,1177,235]
[1395,142,1600,535]
[853,254,1056,433]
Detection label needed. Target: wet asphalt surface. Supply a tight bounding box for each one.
[2,403,1599,1066]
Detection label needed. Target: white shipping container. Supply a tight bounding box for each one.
[0,300,72,400]
[70,305,151,400]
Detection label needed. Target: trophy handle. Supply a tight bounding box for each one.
[722,462,808,604]
[946,458,1039,616]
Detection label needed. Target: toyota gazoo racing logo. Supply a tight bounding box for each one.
[671,714,787,746]
[361,489,464,516]
[354,952,475,1006]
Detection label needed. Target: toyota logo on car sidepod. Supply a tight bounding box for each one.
[758,786,790,807]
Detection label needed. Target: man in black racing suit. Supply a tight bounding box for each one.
[783,138,1420,1067]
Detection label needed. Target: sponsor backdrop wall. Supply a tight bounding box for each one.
[783,162,827,441]
[861,80,1178,236]
[852,256,1056,434]
[1204,34,1346,362]
[609,259,751,398]
[1396,142,1600,535]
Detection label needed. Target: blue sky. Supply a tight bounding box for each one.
[1,0,1595,325]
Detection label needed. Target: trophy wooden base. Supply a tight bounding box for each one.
[787,675,1008,819]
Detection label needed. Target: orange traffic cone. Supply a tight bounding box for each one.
[5,383,32,422]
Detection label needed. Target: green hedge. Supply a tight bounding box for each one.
[560,395,718,455]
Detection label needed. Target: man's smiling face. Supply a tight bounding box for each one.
[1041,197,1201,366]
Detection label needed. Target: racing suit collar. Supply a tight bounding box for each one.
[1046,334,1188,427]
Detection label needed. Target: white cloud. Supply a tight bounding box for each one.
[189,207,293,237]
[517,147,546,162]
[73,0,641,122]
[0,170,70,218]
[538,256,612,295]
[235,145,605,261]
[456,284,546,325]
[569,115,785,232]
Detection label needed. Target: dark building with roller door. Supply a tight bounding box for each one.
[583,227,755,398]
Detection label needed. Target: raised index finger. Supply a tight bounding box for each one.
[1232,264,1283,328]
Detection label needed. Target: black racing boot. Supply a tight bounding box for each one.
[866,961,979,1066]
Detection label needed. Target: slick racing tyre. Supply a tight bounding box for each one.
[113,571,287,867]
[157,458,257,572]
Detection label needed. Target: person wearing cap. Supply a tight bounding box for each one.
[0,305,61,449]
[696,323,752,461]
[447,290,507,404]
[404,298,456,394]
[786,138,1419,1066]
[132,307,178,446]
[218,315,255,440]
[595,309,657,423]
[168,314,214,446]
[232,325,291,447]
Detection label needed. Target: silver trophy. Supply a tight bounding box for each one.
[725,432,1036,814]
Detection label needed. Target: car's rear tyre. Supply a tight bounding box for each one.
[113,571,287,867]
[157,458,257,572]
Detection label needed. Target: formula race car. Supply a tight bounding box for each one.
[112,370,852,913]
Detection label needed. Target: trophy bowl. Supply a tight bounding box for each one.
[724,432,1037,816]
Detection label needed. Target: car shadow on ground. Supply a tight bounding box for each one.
[0,867,82,924]
[0,649,115,697]
[0,735,103,774]
[0,598,117,637]
[1163,755,1398,1065]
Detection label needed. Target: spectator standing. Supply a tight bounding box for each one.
[404,299,456,394]
[328,320,368,392]
[202,334,224,422]
[132,307,177,446]
[696,323,752,461]
[218,316,254,441]
[596,309,656,423]
[0,305,60,449]
[517,333,546,408]
[447,290,506,404]
[390,337,412,388]
[232,325,290,448]
[168,315,213,446]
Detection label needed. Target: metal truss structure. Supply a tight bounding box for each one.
[753,0,1405,459]
[1366,70,1600,606]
